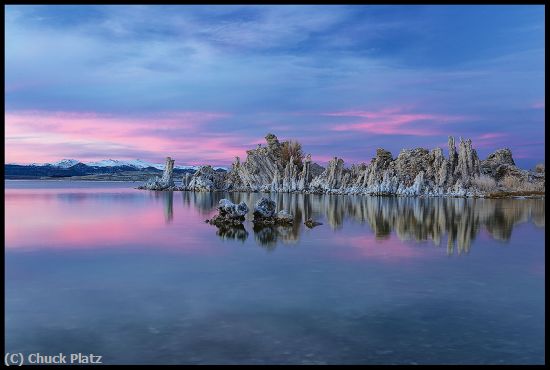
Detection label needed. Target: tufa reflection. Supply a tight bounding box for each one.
[148,190,174,224]
[215,224,249,242]
[178,192,544,252]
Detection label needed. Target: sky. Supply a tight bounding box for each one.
[5,5,545,168]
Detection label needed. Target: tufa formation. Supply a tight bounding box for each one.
[139,134,544,197]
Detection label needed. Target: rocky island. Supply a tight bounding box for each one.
[138,133,545,198]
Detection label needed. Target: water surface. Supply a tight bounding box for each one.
[5,180,545,364]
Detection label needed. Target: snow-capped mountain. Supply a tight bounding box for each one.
[53,159,82,168]
[86,159,151,168]
[20,159,227,171]
[86,159,203,170]
[28,159,82,168]
[6,158,227,179]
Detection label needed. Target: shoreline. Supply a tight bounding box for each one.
[135,187,546,199]
[5,178,544,198]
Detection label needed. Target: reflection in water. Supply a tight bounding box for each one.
[181,191,223,215]
[99,190,547,252]
[5,182,545,364]
[163,191,173,223]
[252,224,299,250]
[179,192,545,252]
[216,224,248,242]
[149,191,174,223]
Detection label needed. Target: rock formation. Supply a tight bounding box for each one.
[253,197,277,219]
[236,134,284,192]
[480,148,517,180]
[218,133,322,193]
[137,157,177,190]
[161,157,175,184]
[182,172,192,188]
[207,199,249,227]
[224,157,247,191]
[309,157,346,192]
[184,165,227,192]
[478,148,545,192]
[138,133,544,197]
[252,197,295,225]
[297,154,312,191]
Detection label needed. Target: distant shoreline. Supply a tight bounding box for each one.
[4,178,141,182]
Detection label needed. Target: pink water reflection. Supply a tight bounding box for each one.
[5,182,545,262]
[325,233,438,263]
[5,187,222,254]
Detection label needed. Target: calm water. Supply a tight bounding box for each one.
[5,180,545,364]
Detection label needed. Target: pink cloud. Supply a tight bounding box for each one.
[478,132,507,140]
[325,108,470,136]
[472,132,510,149]
[4,110,251,165]
[510,149,533,159]
[5,81,47,94]
[531,101,545,109]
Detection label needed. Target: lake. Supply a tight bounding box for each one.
[4,180,545,364]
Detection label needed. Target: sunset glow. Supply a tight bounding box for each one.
[5,5,545,168]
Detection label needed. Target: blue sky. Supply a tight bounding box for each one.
[5,5,545,168]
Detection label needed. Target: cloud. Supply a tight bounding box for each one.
[4,110,249,165]
[531,101,545,110]
[326,108,470,136]
[4,5,545,168]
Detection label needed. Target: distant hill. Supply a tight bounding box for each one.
[4,159,227,180]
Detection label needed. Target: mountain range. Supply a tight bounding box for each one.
[5,159,227,179]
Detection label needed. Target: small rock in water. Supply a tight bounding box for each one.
[219,199,249,218]
[304,219,323,228]
[254,197,276,218]
[208,199,249,226]
[253,197,294,226]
